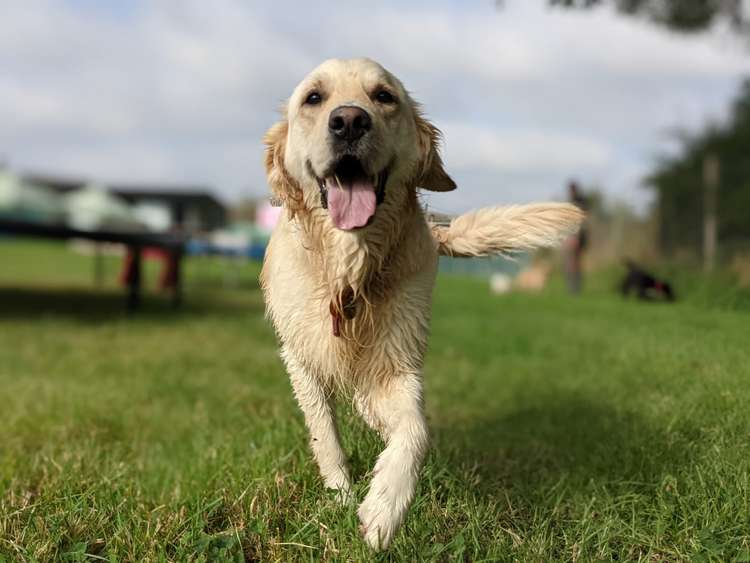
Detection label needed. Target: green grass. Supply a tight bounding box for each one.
[1,240,749,562]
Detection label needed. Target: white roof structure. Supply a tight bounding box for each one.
[0,170,65,223]
[64,183,144,232]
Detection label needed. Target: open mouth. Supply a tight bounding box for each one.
[316,155,388,231]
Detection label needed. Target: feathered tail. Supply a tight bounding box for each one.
[430,203,584,257]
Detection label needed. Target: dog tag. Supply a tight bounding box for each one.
[331,312,341,337]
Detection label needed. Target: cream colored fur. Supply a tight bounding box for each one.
[432,203,584,257]
[260,58,583,550]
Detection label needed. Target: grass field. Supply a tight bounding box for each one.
[1,240,749,562]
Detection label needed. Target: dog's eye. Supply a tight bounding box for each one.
[304,92,322,105]
[375,90,396,104]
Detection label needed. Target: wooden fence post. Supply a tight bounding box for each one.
[703,154,719,272]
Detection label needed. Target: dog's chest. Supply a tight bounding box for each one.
[307,282,435,383]
[262,216,438,385]
[267,269,435,386]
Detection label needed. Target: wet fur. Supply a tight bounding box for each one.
[260,58,583,550]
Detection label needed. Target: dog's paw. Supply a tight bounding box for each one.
[322,471,352,505]
[357,494,399,550]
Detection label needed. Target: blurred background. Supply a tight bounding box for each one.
[3,2,750,561]
[2,0,749,300]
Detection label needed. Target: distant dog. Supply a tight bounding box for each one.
[515,260,552,292]
[621,259,675,301]
[260,58,584,549]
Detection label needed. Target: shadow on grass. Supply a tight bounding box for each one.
[431,393,700,497]
[0,285,263,323]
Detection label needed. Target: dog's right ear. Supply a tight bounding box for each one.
[263,120,304,214]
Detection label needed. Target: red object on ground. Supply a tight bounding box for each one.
[120,247,178,290]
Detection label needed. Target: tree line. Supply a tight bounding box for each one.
[647,80,750,260]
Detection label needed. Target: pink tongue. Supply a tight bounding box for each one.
[326,177,376,230]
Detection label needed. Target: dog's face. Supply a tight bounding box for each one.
[264,58,455,231]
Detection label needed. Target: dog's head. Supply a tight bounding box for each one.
[264,58,455,230]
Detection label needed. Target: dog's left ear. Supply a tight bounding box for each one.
[414,113,456,192]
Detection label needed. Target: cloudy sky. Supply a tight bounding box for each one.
[1,0,749,214]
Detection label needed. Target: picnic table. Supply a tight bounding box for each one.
[0,217,186,311]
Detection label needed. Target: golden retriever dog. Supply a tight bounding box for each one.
[260,58,583,550]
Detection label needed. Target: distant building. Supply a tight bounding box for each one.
[110,187,226,233]
[22,173,86,194]
[21,173,226,233]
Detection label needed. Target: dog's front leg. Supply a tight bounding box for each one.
[284,352,352,500]
[356,373,429,550]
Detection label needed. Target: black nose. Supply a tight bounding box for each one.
[328,106,372,142]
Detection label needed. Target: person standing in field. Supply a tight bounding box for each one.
[564,181,588,295]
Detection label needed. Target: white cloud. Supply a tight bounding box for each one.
[441,122,613,172]
[0,0,748,212]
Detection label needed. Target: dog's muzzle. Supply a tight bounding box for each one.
[310,155,389,230]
